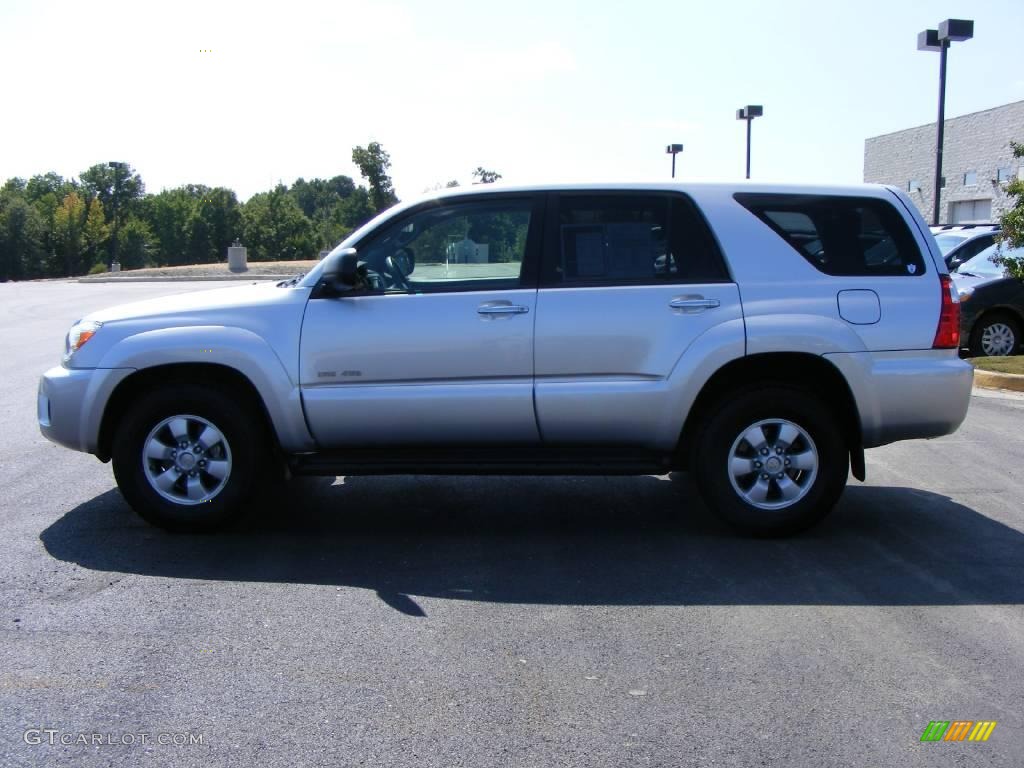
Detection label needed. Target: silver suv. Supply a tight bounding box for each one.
[38,183,973,535]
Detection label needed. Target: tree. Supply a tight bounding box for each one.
[189,187,240,264]
[140,188,194,266]
[472,167,502,184]
[996,141,1024,279]
[117,218,155,269]
[240,184,315,261]
[52,192,85,275]
[80,162,145,222]
[82,198,108,269]
[0,190,45,281]
[352,142,398,213]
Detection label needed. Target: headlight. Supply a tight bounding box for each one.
[64,320,103,362]
[956,286,973,303]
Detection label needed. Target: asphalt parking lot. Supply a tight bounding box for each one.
[2,279,1024,767]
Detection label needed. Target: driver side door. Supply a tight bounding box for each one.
[299,193,544,448]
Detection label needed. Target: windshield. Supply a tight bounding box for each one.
[933,233,968,255]
[954,243,1019,278]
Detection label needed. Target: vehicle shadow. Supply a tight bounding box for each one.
[39,474,1024,614]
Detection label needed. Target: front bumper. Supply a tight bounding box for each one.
[38,365,134,455]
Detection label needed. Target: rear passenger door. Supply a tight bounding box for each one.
[533,191,743,447]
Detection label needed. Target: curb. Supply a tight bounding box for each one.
[78,274,293,283]
[973,368,1024,392]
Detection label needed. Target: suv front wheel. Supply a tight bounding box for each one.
[692,387,848,536]
[112,385,263,532]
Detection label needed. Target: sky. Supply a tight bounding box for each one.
[1,0,1022,202]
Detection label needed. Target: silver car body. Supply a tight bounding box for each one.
[39,182,973,465]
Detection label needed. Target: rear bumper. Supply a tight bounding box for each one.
[824,350,973,448]
[38,365,134,455]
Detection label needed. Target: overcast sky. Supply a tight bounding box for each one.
[2,0,1022,201]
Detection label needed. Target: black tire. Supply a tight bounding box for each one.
[112,384,265,532]
[969,312,1021,357]
[691,386,848,537]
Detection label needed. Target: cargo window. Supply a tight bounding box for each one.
[735,193,926,276]
[545,193,730,285]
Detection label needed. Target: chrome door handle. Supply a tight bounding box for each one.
[670,297,720,312]
[477,304,530,315]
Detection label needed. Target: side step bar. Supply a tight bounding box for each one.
[288,448,674,477]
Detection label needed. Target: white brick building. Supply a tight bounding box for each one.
[864,100,1024,225]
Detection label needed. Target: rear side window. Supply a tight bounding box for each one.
[544,193,730,285]
[734,193,926,276]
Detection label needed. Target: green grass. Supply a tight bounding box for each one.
[971,356,1024,375]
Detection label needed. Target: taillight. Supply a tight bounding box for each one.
[932,274,961,349]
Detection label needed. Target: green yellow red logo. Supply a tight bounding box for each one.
[920,721,997,742]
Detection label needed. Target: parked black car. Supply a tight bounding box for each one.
[953,243,1024,357]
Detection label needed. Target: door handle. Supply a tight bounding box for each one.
[477,304,530,315]
[669,296,720,312]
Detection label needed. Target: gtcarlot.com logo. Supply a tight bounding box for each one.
[920,720,997,742]
[24,728,204,747]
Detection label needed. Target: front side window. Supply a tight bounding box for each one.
[735,193,926,277]
[545,194,729,285]
[356,199,533,292]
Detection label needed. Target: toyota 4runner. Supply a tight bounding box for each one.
[38,183,973,535]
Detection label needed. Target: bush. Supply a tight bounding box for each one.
[88,262,108,275]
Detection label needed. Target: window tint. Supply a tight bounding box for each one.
[547,194,729,285]
[357,199,532,292]
[735,193,926,276]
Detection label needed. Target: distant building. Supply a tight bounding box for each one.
[864,100,1024,225]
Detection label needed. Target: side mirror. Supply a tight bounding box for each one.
[318,248,359,296]
[338,249,360,286]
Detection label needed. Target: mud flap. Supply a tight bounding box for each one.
[850,445,866,482]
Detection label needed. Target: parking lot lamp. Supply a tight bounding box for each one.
[666,144,684,179]
[917,19,974,226]
[735,105,763,179]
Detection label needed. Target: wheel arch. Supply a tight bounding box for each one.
[97,363,277,462]
[675,352,863,477]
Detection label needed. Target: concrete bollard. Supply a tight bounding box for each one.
[227,243,248,273]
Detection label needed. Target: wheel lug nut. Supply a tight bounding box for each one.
[754,461,762,468]
[761,473,769,480]
[785,459,791,466]
[776,447,783,454]
[776,473,784,479]
[760,448,769,456]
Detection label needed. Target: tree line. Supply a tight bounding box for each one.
[0,140,502,281]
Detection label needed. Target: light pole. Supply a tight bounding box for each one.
[917,19,974,226]
[665,144,684,179]
[736,105,763,179]
[107,161,125,270]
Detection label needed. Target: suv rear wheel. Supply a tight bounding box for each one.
[692,386,848,536]
[112,385,263,532]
